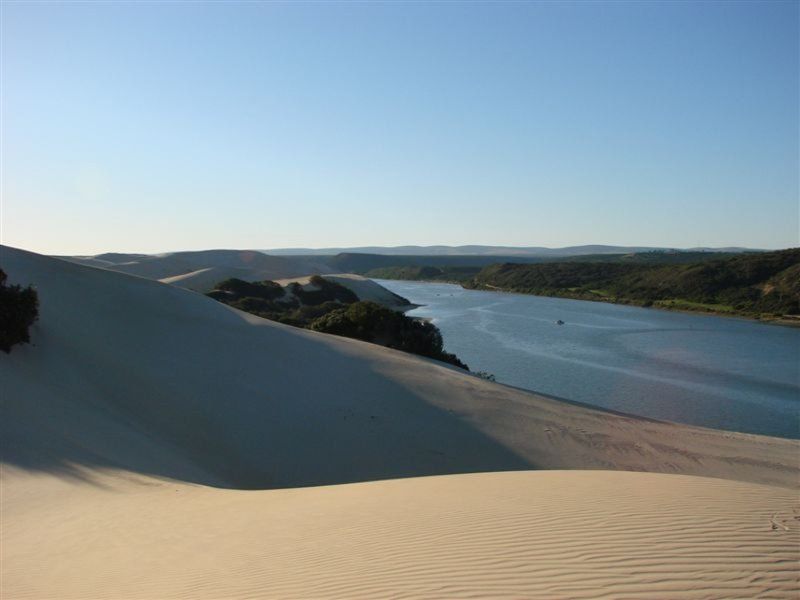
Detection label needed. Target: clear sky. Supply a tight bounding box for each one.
[1,1,797,254]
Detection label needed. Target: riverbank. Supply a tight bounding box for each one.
[462,281,800,327]
[375,278,800,439]
[372,274,800,326]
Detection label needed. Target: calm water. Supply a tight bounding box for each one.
[376,279,800,439]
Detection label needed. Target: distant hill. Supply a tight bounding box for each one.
[59,248,767,291]
[360,251,750,281]
[323,253,549,273]
[60,249,334,287]
[262,245,761,257]
[466,248,800,319]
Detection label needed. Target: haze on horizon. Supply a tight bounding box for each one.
[1,1,797,256]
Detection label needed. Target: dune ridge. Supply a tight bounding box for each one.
[274,273,415,310]
[3,470,798,599]
[62,248,334,289]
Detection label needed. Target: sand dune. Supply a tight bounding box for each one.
[3,469,797,599]
[275,273,415,310]
[159,265,273,292]
[2,245,799,599]
[63,248,334,289]
[2,245,797,490]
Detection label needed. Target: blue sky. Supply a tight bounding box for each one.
[1,1,797,254]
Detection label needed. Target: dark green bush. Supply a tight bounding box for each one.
[0,269,39,353]
[291,276,358,306]
[311,301,468,370]
[207,277,469,369]
[214,278,284,301]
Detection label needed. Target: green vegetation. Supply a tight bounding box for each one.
[552,250,745,265]
[311,301,468,369]
[465,249,800,319]
[360,251,746,284]
[321,250,745,276]
[653,299,736,313]
[323,253,545,273]
[0,269,39,353]
[210,278,284,300]
[206,276,468,369]
[365,265,481,283]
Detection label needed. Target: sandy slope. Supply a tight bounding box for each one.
[275,273,415,310]
[2,245,799,599]
[63,249,334,287]
[2,245,797,490]
[159,265,270,291]
[3,469,797,599]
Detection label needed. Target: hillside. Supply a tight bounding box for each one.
[62,249,334,288]
[204,274,464,368]
[325,250,744,274]
[467,248,800,319]
[365,265,482,283]
[355,250,748,283]
[323,252,547,273]
[261,244,758,256]
[274,273,414,311]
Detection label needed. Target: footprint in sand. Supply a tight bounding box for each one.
[770,515,789,531]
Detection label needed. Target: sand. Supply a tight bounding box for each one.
[63,248,334,289]
[274,273,415,310]
[3,469,798,599]
[2,245,798,599]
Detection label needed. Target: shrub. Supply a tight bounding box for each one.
[292,276,358,306]
[214,278,284,301]
[207,277,469,369]
[311,301,468,369]
[0,269,39,353]
[229,296,293,315]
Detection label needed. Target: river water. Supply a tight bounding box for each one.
[376,279,800,439]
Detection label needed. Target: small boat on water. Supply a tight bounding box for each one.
[556,319,565,325]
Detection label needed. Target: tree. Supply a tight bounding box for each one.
[311,301,468,370]
[0,269,39,353]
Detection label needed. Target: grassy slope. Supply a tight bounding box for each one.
[362,251,745,283]
[466,249,800,319]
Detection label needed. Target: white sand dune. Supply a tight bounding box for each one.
[63,248,334,289]
[275,273,415,310]
[62,252,150,266]
[2,245,798,599]
[159,265,273,292]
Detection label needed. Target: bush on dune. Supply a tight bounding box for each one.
[0,269,39,353]
[213,278,285,301]
[311,301,468,370]
[290,275,359,306]
[207,276,469,370]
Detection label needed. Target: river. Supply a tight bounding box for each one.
[376,279,800,439]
